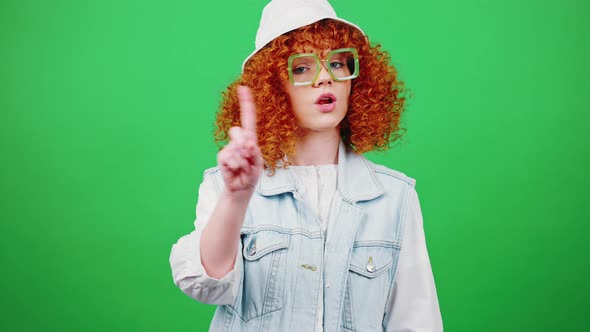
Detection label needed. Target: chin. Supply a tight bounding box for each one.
[303,119,344,133]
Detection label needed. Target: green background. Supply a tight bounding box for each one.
[1,0,588,331]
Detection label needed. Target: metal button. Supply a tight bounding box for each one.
[325,282,330,288]
[366,256,376,272]
[248,243,257,256]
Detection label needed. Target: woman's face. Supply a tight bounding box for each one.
[285,49,352,135]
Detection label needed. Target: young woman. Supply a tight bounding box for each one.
[170,0,443,331]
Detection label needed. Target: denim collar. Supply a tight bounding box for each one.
[255,141,384,203]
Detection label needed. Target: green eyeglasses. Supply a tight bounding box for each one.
[287,48,359,86]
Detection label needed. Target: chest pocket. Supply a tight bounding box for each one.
[342,243,398,332]
[230,231,290,322]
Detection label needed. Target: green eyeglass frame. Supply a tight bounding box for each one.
[287,47,359,86]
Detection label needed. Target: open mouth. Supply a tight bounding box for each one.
[316,93,337,105]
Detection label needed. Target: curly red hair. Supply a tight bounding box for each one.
[215,19,407,173]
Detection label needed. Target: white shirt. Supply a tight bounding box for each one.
[291,165,337,332]
[171,165,443,331]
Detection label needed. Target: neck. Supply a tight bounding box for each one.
[288,129,340,166]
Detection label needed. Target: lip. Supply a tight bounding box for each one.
[315,93,337,113]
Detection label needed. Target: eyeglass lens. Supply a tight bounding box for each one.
[290,50,357,84]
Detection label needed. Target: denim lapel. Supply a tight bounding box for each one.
[336,140,384,203]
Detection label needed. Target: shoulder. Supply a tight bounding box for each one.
[203,165,222,176]
[364,158,417,189]
[200,166,224,195]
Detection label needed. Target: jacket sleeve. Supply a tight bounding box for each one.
[383,187,444,331]
[169,170,243,305]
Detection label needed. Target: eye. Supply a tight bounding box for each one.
[330,61,345,69]
[293,65,310,74]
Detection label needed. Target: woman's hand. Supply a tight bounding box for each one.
[200,86,263,279]
[217,86,264,197]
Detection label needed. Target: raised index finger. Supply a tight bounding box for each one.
[237,85,257,135]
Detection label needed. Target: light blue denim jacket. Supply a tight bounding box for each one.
[171,143,426,331]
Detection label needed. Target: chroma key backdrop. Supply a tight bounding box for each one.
[1,0,588,331]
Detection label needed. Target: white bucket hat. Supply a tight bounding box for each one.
[242,0,365,71]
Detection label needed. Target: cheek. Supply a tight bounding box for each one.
[341,84,352,108]
[285,85,298,104]
[285,91,304,122]
[284,86,296,106]
[286,89,306,111]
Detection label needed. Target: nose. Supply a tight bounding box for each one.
[313,61,332,87]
